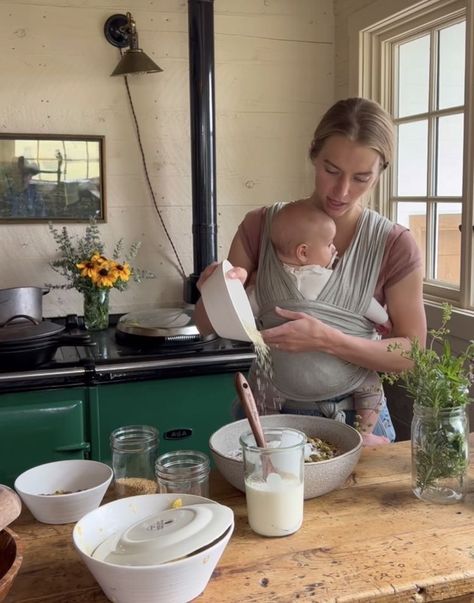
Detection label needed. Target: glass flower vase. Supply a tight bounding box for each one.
[83,288,110,331]
[411,403,469,504]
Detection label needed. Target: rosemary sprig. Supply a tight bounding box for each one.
[384,304,474,409]
[384,304,473,494]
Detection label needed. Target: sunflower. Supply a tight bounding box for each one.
[113,262,132,282]
[91,262,119,288]
[91,253,108,265]
[76,260,98,279]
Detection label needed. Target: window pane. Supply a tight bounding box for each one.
[398,35,430,118]
[438,21,466,110]
[395,202,426,277]
[436,114,463,196]
[435,202,461,286]
[397,121,428,196]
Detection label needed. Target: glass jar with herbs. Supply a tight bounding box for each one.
[385,304,473,504]
[411,403,469,503]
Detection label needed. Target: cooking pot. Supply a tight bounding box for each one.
[0,316,94,371]
[0,287,49,324]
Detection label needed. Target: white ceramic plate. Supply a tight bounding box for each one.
[92,503,233,566]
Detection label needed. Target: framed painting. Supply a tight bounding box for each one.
[0,134,106,222]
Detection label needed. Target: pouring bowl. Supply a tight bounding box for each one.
[200,260,256,342]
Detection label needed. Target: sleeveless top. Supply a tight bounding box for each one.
[254,204,393,402]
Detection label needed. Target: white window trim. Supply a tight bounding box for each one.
[348,0,474,324]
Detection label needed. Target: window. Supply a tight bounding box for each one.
[360,0,474,311]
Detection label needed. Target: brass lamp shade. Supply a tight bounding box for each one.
[104,12,163,77]
[111,49,163,77]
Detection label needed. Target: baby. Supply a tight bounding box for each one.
[270,200,391,446]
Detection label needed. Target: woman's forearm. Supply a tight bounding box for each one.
[323,327,414,373]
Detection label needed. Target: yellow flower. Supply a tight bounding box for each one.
[76,260,98,279]
[91,253,109,265]
[114,262,132,282]
[91,263,119,288]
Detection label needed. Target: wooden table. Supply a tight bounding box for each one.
[6,439,474,603]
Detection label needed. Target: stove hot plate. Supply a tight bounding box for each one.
[115,308,216,346]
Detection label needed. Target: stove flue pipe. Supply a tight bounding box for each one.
[184,0,217,304]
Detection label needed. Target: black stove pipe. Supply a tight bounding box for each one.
[184,0,217,304]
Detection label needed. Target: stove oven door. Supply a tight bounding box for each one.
[0,387,90,487]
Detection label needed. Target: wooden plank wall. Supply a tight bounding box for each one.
[0,0,334,317]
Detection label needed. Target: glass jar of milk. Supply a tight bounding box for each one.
[240,427,305,537]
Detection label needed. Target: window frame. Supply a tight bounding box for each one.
[359,0,474,311]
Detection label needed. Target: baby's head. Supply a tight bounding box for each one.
[271,201,336,268]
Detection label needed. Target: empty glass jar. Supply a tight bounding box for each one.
[155,450,210,497]
[110,425,159,498]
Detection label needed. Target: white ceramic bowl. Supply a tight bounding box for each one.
[14,460,113,524]
[73,494,234,603]
[209,414,363,500]
[200,259,256,342]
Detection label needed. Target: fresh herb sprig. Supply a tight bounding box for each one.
[384,304,473,495]
[384,304,474,409]
[46,219,155,294]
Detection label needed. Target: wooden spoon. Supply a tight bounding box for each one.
[0,485,22,531]
[234,372,276,477]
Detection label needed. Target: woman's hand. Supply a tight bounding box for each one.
[196,261,219,293]
[196,262,248,292]
[261,306,333,353]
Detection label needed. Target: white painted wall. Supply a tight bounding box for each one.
[0,0,334,318]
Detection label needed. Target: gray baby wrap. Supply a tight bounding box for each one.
[255,202,392,402]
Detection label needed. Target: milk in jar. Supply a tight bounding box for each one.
[240,428,305,537]
[245,472,303,536]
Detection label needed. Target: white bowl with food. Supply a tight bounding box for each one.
[200,259,256,342]
[209,414,362,500]
[73,493,234,603]
[14,459,113,524]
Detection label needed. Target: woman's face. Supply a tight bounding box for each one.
[312,135,382,219]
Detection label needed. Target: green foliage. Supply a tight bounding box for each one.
[46,219,155,294]
[384,304,474,409]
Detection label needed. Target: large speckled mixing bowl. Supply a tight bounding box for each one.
[209,414,362,500]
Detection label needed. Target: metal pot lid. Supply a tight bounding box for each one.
[92,502,234,566]
[0,318,64,345]
[116,308,202,338]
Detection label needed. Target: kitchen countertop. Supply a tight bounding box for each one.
[6,438,474,603]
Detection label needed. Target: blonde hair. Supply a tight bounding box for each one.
[309,98,394,170]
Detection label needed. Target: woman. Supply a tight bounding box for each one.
[194,97,426,441]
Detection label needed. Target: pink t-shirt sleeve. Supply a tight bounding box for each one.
[374,224,423,305]
[237,206,267,267]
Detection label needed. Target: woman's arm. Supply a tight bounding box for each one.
[261,268,426,373]
[192,233,255,335]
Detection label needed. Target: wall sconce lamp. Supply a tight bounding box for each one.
[104,12,163,76]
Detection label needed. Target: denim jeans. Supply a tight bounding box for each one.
[233,395,396,443]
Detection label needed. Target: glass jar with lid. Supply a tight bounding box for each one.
[110,424,159,498]
[155,450,210,497]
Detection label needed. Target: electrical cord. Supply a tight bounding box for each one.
[121,70,186,279]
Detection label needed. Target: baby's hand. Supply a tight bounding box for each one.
[375,318,392,337]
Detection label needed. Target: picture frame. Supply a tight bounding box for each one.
[0,133,106,222]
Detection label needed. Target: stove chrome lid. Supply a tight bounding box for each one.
[116,308,211,340]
